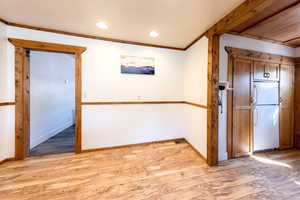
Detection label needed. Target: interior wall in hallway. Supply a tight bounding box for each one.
[2,24,211,160]
[6,25,186,152]
[0,22,15,162]
[30,51,75,149]
[183,36,208,159]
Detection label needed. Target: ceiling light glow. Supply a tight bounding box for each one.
[149,31,159,37]
[96,22,108,29]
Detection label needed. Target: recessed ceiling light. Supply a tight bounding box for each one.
[149,31,159,37]
[96,22,108,30]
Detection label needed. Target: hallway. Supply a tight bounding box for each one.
[30,125,75,156]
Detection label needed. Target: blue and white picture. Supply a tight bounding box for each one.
[121,55,155,75]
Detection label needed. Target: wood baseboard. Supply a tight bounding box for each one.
[81,138,207,163]
[81,138,186,153]
[81,101,185,105]
[0,157,15,165]
[81,101,208,109]
[0,140,207,165]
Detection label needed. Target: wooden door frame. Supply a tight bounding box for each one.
[9,38,86,160]
[226,46,296,159]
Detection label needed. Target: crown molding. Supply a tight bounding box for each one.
[0,18,185,51]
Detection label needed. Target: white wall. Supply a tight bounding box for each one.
[218,34,296,161]
[0,106,15,161]
[4,25,186,153]
[30,51,75,149]
[0,22,15,162]
[183,37,208,159]
[82,104,184,149]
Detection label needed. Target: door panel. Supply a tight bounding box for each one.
[279,64,294,149]
[234,109,252,157]
[253,61,266,81]
[267,63,280,81]
[254,61,279,81]
[232,58,252,158]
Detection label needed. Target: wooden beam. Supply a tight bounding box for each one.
[185,0,279,49]
[284,36,300,47]
[207,35,220,166]
[206,0,278,36]
[14,47,26,160]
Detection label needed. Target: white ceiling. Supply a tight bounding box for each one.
[0,0,245,48]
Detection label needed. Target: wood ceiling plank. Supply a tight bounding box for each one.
[243,2,300,42]
[206,0,280,36]
[232,0,299,33]
[285,37,300,46]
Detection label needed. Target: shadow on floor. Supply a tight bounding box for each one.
[30,125,75,156]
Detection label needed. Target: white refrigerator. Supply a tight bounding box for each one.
[253,82,279,151]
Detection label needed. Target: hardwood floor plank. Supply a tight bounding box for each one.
[1,142,300,200]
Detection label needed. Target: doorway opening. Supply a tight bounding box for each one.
[9,38,86,160]
[29,50,76,156]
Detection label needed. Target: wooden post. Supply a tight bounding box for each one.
[75,52,82,153]
[14,47,27,160]
[207,35,220,166]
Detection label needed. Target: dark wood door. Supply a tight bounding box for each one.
[232,58,253,158]
[279,64,294,149]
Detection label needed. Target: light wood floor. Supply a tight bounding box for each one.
[1,141,300,200]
